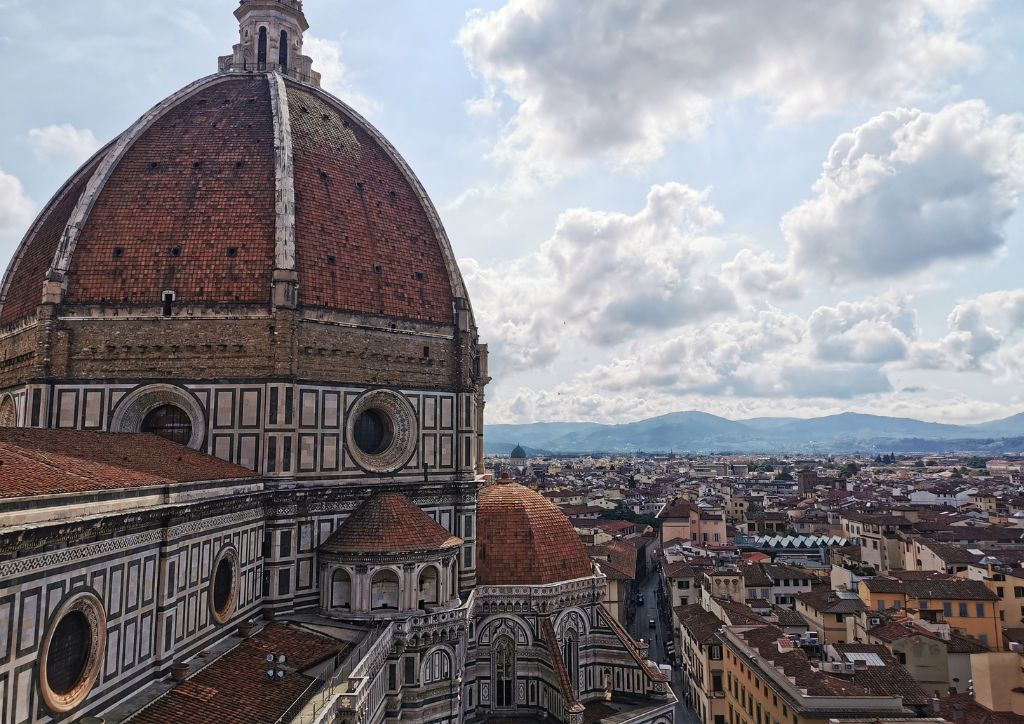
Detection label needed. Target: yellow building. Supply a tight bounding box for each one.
[722,624,919,724]
[858,576,1002,650]
[676,604,727,724]
[963,562,1024,628]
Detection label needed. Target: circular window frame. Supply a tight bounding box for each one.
[38,590,107,715]
[109,384,206,449]
[209,546,240,625]
[345,389,418,474]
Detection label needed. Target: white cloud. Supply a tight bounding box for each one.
[28,123,99,165]
[0,169,36,237]
[304,35,380,115]
[458,0,981,183]
[783,101,1024,283]
[462,183,737,371]
[910,289,1024,372]
[807,296,917,364]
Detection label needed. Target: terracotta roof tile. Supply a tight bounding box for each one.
[318,492,461,554]
[477,482,593,585]
[69,77,277,306]
[0,428,253,499]
[130,623,346,724]
[287,84,455,323]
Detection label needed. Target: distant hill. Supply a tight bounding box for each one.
[484,410,1024,454]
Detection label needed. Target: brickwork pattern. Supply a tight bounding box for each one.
[0,152,107,325]
[476,483,593,586]
[68,77,276,306]
[318,492,460,554]
[287,84,455,322]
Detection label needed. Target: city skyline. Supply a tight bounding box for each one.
[1,0,1023,425]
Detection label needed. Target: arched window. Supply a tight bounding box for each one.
[423,649,452,683]
[493,636,515,709]
[279,30,289,72]
[449,560,458,599]
[370,569,399,610]
[418,566,439,608]
[331,569,351,609]
[141,405,192,445]
[563,632,579,694]
[257,27,268,69]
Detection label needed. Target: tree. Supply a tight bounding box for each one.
[913,460,925,468]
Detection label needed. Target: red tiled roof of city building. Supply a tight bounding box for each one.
[477,481,593,585]
[0,428,254,499]
[318,492,461,554]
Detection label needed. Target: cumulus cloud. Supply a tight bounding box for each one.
[304,35,380,115]
[783,101,1024,283]
[28,124,99,165]
[807,296,917,364]
[0,169,36,237]
[458,0,980,183]
[462,183,738,371]
[911,289,1024,371]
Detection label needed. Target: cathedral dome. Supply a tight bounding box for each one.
[476,481,593,585]
[0,7,466,326]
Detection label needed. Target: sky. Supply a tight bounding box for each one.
[1,0,1024,426]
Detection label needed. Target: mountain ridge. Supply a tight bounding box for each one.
[485,410,1024,454]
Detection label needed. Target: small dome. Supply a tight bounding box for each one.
[319,492,461,555]
[477,482,592,585]
[510,444,526,459]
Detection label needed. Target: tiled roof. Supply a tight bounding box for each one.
[0,147,109,324]
[658,498,693,519]
[0,428,254,499]
[735,625,874,698]
[318,492,461,554]
[1,75,461,325]
[477,482,594,585]
[862,575,998,601]
[832,643,929,705]
[129,623,346,724]
[67,77,276,307]
[797,590,865,614]
[287,84,455,321]
[939,693,1024,724]
[675,604,722,644]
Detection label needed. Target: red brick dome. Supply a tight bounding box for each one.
[476,482,593,585]
[0,72,467,326]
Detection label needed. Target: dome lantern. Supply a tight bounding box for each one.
[218,0,321,87]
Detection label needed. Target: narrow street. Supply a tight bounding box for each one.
[627,570,701,724]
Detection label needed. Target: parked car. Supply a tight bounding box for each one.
[648,619,656,629]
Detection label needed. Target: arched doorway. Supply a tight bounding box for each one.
[370,569,399,610]
[331,569,351,609]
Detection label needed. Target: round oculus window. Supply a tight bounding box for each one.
[209,547,239,625]
[353,408,394,455]
[141,404,193,445]
[345,390,418,474]
[39,592,106,714]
